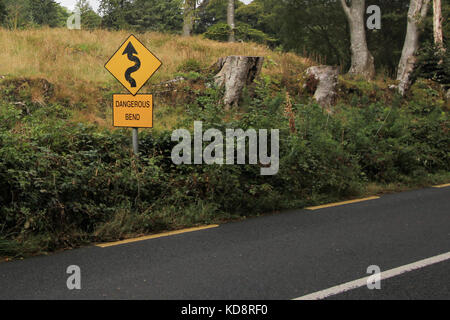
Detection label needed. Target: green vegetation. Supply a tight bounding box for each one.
[204,22,276,45]
[1,67,448,258]
[0,0,448,79]
[0,1,448,260]
[413,42,450,88]
[2,0,70,29]
[100,0,183,32]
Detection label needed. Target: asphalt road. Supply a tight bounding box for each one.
[0,186,449,300]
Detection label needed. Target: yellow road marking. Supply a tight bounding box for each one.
[96,225,219,248]
[306,196,380,210]
[432,183,450,188]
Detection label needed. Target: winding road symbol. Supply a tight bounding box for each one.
[105,34,162,96]
[123,42,141,88]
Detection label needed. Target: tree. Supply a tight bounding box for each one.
[397,0,431,95]
[280,0,349,67]
[28,0,64,27]
[365,0,410,77]
[227,0,235,42]
[183,0,197,36]
[2,0,66,28]
[99,0,132,30]
[195,0,244,34]
[76,0,101,29]
[433,0,444,48]
[3,0,31,29]
[100,0,182,32]
[235,0,262,29]
[0,1,7,25]
[128,0,183,32]
[340,0,375,80]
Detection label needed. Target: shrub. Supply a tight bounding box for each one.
[204,22,277,46]
[413,41,450,88]
[0,76,448,257]
[204,23,231,42]
[177,58,204,73]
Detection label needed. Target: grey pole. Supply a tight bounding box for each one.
[132,127,139,156]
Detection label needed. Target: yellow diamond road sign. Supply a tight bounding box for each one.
[105,34,162,96]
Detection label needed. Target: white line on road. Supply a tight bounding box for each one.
[293,251,450,300]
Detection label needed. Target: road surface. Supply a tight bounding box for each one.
[0,185,449,300]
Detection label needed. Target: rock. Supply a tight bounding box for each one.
[304,66,339,112]
[161,76,185,86]
[388,84,398,90]
[214,56,264,108]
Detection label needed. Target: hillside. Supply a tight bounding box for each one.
[0,28,311,128]
[0,28,449,259]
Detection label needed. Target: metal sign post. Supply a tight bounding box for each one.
[105,34,162,156]
[132,127,139,156]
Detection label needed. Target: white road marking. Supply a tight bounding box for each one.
[293,251,450,300]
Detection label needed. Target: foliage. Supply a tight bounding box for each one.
[0,1,6,24]
[1,0,448,79]
[413,41,450,88]
[99,0,183,32]
[235,22,277,46]
[0,74,448,257]
[203,22,231,42]
[279,0,414,74]
[279,0,349,66]
[204,22,276,45]
[99,0,133,30]
[177,58,205,73]
[2,0,68,29]
[126,0,183,32]
[76,0,102,30]
[27,0,67,27]
[195,0,245,34]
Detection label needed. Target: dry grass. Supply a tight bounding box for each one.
[0,27,312,128]
[0,27,311,83]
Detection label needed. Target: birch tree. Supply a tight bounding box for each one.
[183,0,196,37]
[397,0,430,96]
[227,0,235,42]
[339,0,375,80]
[433,0,444,49]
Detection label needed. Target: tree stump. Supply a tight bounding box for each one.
[213,56,264,108]
[304,66,339,112]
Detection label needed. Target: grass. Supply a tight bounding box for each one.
[0,27,312,129]
[0,28,448,261]
[2,172,448,262]
[364,171,450,196]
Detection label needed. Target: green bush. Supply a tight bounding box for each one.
[413,41,450,88]
[235,23,277,46]
[0,77,448,257]
[204,22,276,45]
[177,58,204,73]
[204,23,231,42]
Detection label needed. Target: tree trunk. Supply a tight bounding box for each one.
[397,0,430,96]
[304,66,339,113]
[183,0,196,37]
[227,0,235,42]
[433,0,444,48]
[214,56,264,108]
[340,0,375,80]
